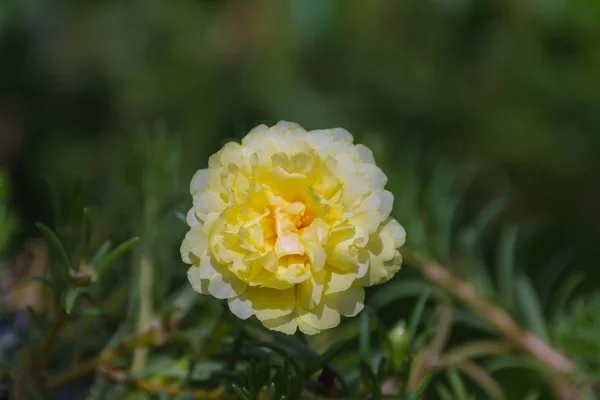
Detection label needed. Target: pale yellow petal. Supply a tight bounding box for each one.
[356,144,375,164]
[385,218,406,248]
[207,270,246,299]
[193,191,226,217]
[325,271,356,295]
[180,238,193,264]
[298,302,341,331]
[190,169,209,194]
[299,269,326,310]
[245,287,296,321]
[326,286,365,317]
[227,296,253,320]
[378,190,394,221]
[263,313,299,335]
[188,266,210,295]
[185,226,208,258]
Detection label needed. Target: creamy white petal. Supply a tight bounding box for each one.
[190,169,210,194]
[228,296,253,320]
[378,190,394,221]
[188,266,210,295]
[326,286,365,317]
[356,144,375,164]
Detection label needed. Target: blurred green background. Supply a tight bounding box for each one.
[3,0,600,265]
[1,0,600,398]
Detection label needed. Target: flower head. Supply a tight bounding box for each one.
[181,122,405,335]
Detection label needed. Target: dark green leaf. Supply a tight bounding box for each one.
[65,288,87,314]
[496,226,518,311]
[408,290,431,343]
[410,366,437,399]
[368,279,447,310]
[36,222,71,270]
[552,272,585,321]
[307,339,349,374]
[436,384,455,400]
[359,360,377,392]
[447,368,468,400]
[521,391,540,400]
[376,356,389,381]
[231,385,252,400]
[360,310,370,362]
[94,237,140,278]
[91,240,112,267]
[36,222,71,293]
[516,274,549,341]
[80,208,92,264]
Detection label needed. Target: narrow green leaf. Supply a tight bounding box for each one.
[94,237,140,278]
[91,240,112,267]
[247,358,257,394]
[36,223,71,293]
[359,360,378,392]
[231,385,252,400]
[65,288,86,314]
[472,197,510,236]
[408,290,431,344]
[360,310,370,362]
[252,341,304,376]
[436,384,456,400]
[486,355,540,372]
[447,368,469,400]
[552,272,585,321]
[36,223,71,270]
[376,356,389,381]
[522,391,540,400]
[368,279,447,310]
[496,226,518,311]
[80,208,92,264]
[269,382,277,400]
[78,307,105,318]
[516,274,549,341]
[211,370,244,387]
[410,366,437,399]
[307,339,349,374]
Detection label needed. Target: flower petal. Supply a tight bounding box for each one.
[228,296,253,320]
[188,266,210,295]
[326,286,365,317]
[208,270,246,299]
[190,169,209,194]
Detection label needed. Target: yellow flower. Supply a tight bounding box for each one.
[181,121,405,335]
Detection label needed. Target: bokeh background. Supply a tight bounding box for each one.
[1,0,600,399]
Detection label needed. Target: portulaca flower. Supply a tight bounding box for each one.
[181,122,405,335]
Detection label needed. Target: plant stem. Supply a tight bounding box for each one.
[45,319,164,390]
[405,250,576,375]
[35,306,67,388]
[438,341,514,367]
[404,250,583,400]
[99,366,228,399]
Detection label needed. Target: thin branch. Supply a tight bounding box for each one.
[99,366,228,399]
[438,340,514,367]
[35,307,67,388]
[404,250,582,400]
[457,361,505,400]
[45,319,165,390]
[405,250,575,374]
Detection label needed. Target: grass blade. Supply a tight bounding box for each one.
[516,274,549,341]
